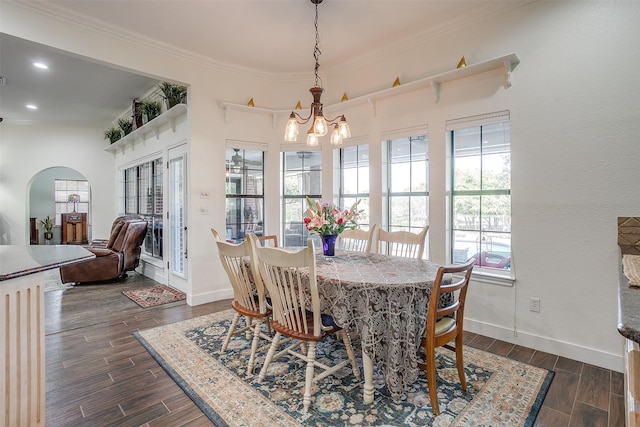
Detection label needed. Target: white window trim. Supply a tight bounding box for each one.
[445,110,510,131]
[455,270,515,286]
[447,110,513,285]
[381,124,428,141]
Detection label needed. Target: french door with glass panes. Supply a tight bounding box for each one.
[167,144,188,292]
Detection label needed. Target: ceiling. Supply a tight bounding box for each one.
[0,0,529,126]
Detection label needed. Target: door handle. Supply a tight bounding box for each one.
[184,226,188,259]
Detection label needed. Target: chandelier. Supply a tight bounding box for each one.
[284,0,351,146]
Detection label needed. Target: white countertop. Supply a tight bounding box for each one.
[0,245,94,281]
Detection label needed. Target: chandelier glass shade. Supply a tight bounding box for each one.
[284,0,351,146]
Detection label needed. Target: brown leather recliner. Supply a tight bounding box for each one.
[89,215,144,247]
[60,219,148,284]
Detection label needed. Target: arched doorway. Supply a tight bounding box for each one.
[28,167,90,245]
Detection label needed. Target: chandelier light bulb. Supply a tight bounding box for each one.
[285,114,300,142]
[338,116,351,139]
[330,125,342,145]
[306,127,319,146]
[313,115,328,136]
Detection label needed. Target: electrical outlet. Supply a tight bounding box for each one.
[529,297,541,313]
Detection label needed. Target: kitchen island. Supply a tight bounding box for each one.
[1,245,93,427]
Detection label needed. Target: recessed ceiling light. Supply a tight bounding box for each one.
[26,104,38,110]
[33,62,48,69]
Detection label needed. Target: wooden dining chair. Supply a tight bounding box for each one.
[418,258,474,415]
[245,233,278,247]
[377,225,429,259]
[254,238,360,413]
[336,224,377,253]
[211,228,272,376]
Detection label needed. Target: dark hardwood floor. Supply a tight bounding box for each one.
[45,272,624,426]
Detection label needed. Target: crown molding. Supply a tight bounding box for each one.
[5,0,308,83]
[325,1,534,80]
[8,0,533,85]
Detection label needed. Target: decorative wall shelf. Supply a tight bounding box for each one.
[105,103,187,155]
[218,53,519,127]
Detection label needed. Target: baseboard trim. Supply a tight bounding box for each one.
[465,318,624,373]
[188,288,233,306]
[136,261,165,284]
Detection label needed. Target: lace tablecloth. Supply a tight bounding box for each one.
[314,250,442,400]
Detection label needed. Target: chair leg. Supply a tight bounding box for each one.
[302,341,317,413]
[426,345,440,416]
[245,317,254,339]
[340,331,360,380]
[258,332,281,383]
[247,318,263,376]
[222,312,242,352]
[455,334,467,391]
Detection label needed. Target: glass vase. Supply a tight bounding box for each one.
[321,234,338,256]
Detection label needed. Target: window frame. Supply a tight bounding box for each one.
[54,179,90,226]
[338,143,370,228]
[383,134,430,258]
[448,110,514,284]
[281,150,322,248]
[224,146,265,243]
[123,158,164,260]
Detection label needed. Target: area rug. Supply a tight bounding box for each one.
[123,285,186,308]
[135,309,553,426]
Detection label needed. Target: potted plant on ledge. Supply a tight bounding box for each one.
[159,82,187,109]
[104,127,122,144]
[141,100,162,123]
[39,215,54,242]
[117,118,133,136]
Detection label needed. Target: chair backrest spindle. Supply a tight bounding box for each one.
[377,225,429,259]
[337,224,377,253]
[212,228,267,315]
[254,238,322,338]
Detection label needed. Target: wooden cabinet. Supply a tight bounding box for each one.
[30,217,39,244]
[625,338,640,427]
[61,212,87,245]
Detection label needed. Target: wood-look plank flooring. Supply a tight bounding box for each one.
[45,272,625,426]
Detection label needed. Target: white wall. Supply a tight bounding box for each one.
[109,108,189,292]
[330,1,639,371]
[30,166,86,244]
[1,1,639,371]
[0,124,116,244]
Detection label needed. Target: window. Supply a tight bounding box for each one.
[339,144,370,226]
[124,158,163,259]
[385,135,429,237]
[225,148,264,243]
[54,179,89,225]
[282,150,321,247]
[450,112,511,272]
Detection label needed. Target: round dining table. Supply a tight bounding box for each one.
[313,250,443,403]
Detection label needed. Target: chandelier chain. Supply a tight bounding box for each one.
[283,0,350,145]
[313,2,321,87]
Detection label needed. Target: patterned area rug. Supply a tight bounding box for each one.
[123,285,186,308]
[135,309,553,426]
